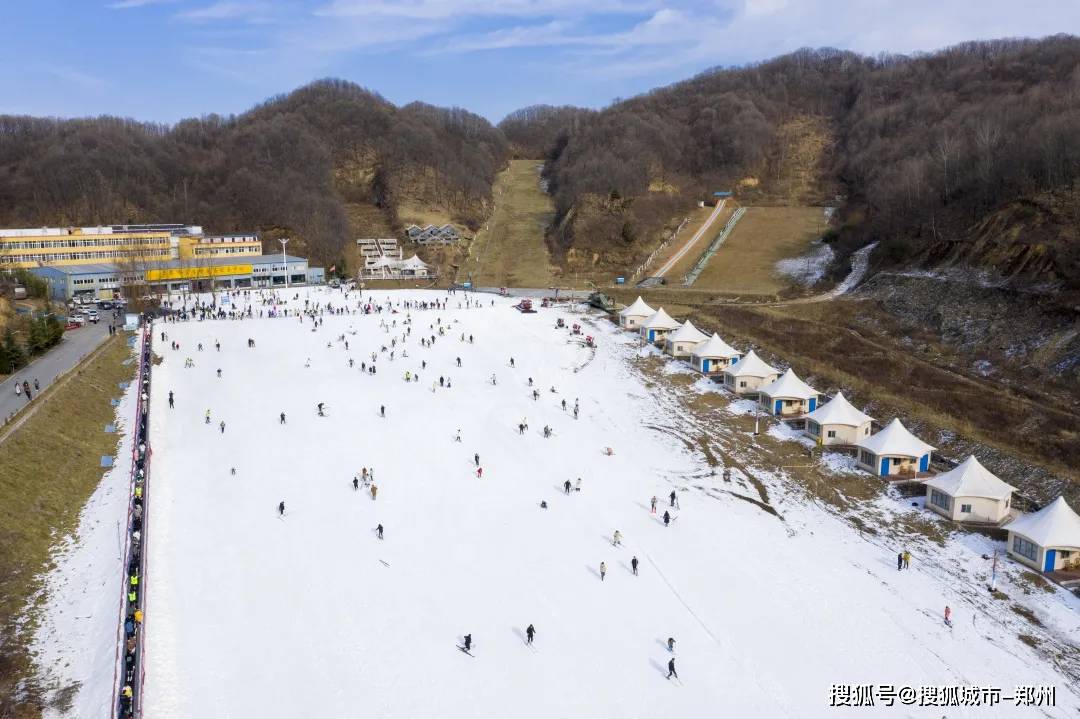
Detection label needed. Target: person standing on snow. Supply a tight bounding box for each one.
[219,420,226,434]
[564,480,572,494]
[669,490,677,508]
[667,637,676,652]
[599,562,607,581]
[896,553,903,571]
[380,405,386,418]
[353,477,359,491]
[613,530,622,547]
[463,634,472,652]
[205,409,211,424]
[944,606,952,627]
[376,524,384,539]
[370,484,378,500]
[280,412,286,425]
[667,658,678,680]
[168,391,174,409]
[474,453,480,466]
[278,501,285,517]
[526,624,535,644]
[650,496,658,514]
[476,466,483,478]
[902,550,911,569]
[631,556,639,576]
[663,511,671,527]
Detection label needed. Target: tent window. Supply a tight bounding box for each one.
[1012,536,1037,561]
[930,490,950,510]
[826,430,836,438]
[960,503,972,514]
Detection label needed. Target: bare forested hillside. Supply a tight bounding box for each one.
[0,79,508,265]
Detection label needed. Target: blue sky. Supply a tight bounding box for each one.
[2,0,1078,124]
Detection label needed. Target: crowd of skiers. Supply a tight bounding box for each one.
[153,283,697,697]
[116,327,154,718]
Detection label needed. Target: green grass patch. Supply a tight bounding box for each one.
[0,334,135,718]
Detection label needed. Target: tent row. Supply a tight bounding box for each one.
[617,297,1080,576]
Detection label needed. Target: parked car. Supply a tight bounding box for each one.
[68,315,86,326]
[87,310,99,323]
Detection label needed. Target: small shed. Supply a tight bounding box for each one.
[722,349,779,395]
[639,308,681,345]
[855,418,934,477]
[923,456,1015,524]
[618,296,655,330]
[690,333,741,375]
[803,392,873,445]
[757,368,820,417]
[1006,497,1080,573]
[664,320,710,358]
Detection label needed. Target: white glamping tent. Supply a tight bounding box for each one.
[757,368,820,417]
[1006,497,1080,573]
[691,333,741,375]
[923,456,1015,524]
[722,350,779,395]
[639,308,681,345]
[803,392,873,445]
[855,418,934,477]
[618,297,655,330]
[664,320,710,358]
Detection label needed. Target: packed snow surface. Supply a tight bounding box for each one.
[141,288,1078,717]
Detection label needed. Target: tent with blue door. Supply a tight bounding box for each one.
[691,333,741,375]
[721,350,779,395]
[664,320,710,358]
[803,391,873,445]
[618,296,655,329]
[756,368,820,417]
[855,418,935,477]
[638,308,681,346]
[1005,496,1080,574]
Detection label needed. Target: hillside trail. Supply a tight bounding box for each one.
[653,200,727,279]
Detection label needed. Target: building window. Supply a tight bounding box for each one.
[930,490,950,510]
[826,430,836,438]
[739,381,746,388]
[960,503,972,514]
[1012,536,1037,561]
[859,450,874,466]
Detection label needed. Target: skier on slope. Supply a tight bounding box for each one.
[353,477,359,491]
[278,501,285,516]
[463,634,472,652]
[376,524,384,539]
[663,511,671,527]
[564,480,572,494]
[667,658,678,680]
[526,624,535,644]
[599,562,607,581]
[631,556,639,576]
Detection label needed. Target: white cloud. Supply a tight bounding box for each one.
[45,66,107,91]
[108,0,177,8]
[177,1,278,23]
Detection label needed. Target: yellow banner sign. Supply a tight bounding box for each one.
[146,264,253,281]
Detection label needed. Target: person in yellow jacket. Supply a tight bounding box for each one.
[370,483,378,500]
[134,609,143,624]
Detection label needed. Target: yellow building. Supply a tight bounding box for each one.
[0,224,189,269]
[178,233,263,259]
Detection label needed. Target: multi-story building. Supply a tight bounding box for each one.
[178,233,263,259]
[0,224,202,269]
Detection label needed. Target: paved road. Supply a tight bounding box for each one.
[654,199,727,278]
[0,320,112,423]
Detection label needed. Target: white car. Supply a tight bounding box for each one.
[87,310,99,323]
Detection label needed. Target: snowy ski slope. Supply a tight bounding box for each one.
[142,288,1079,717]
